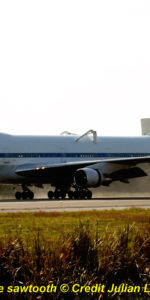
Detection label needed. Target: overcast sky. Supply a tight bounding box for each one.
[0,0,150,136]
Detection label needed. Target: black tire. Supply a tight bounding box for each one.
[68,191,74,199]
[60,192,66,199]
[48,191,54,200]
[28,191,34,200]
[74,191,79,199]
[54,191,60,199]
[22,192,28,200]
[79,190,86,199]
[86,190,92,199]
[15,192,21,200]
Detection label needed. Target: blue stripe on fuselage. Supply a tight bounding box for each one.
[0,153,149,158]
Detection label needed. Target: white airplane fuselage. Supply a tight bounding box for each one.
[1,133,150,184]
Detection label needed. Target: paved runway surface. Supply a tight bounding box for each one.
[0,198,150,212]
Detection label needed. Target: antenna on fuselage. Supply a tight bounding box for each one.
[61,131,78,135]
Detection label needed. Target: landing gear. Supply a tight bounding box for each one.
[68,189,92,200]
[47,188,92,200]
[15,186,34,200]
[15,192,22,200]
[68,190,74,199]
[48,189,66,200]
[48,191,54,200]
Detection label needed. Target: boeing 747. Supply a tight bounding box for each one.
[0,129,150,200]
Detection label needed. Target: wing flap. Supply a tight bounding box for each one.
[110,167,147,182]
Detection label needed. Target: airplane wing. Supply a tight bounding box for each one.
[15,160,105,177]
[15,155,150,180]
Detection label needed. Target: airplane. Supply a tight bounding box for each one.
[1,128,150,200]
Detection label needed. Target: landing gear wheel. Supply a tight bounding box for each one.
[74,190,80,199]
[28,191,34,200]
[79,190,86,199]
[48,191,54,200]
[51,189,66,200]
[15,186,34,200]
[86,190,92,199]
[15,192,22,200]
[60,191,66,199]
[21,191,34,200]
[68,191,74,199]
[72,189,92,199]
[54,190,60,200]
[22,192,28,200]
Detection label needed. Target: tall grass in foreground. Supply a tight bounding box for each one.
[0,222,149,299]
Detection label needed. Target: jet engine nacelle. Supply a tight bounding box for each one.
[74,167,104,188]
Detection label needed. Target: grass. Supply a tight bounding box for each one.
[0,208,149,247]
[0,209,149,299]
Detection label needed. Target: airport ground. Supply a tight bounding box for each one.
[0,198,150,213]
[1,178,150,212]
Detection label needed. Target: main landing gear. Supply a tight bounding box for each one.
[47,188,92,200]
[48,189,66,200]
[68,189,92,199]
[15,186,34,200]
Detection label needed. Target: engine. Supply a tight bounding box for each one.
[74,167,104,187]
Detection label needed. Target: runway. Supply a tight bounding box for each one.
[0,198,150,212]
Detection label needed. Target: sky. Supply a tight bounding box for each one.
[0,0,150,136]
